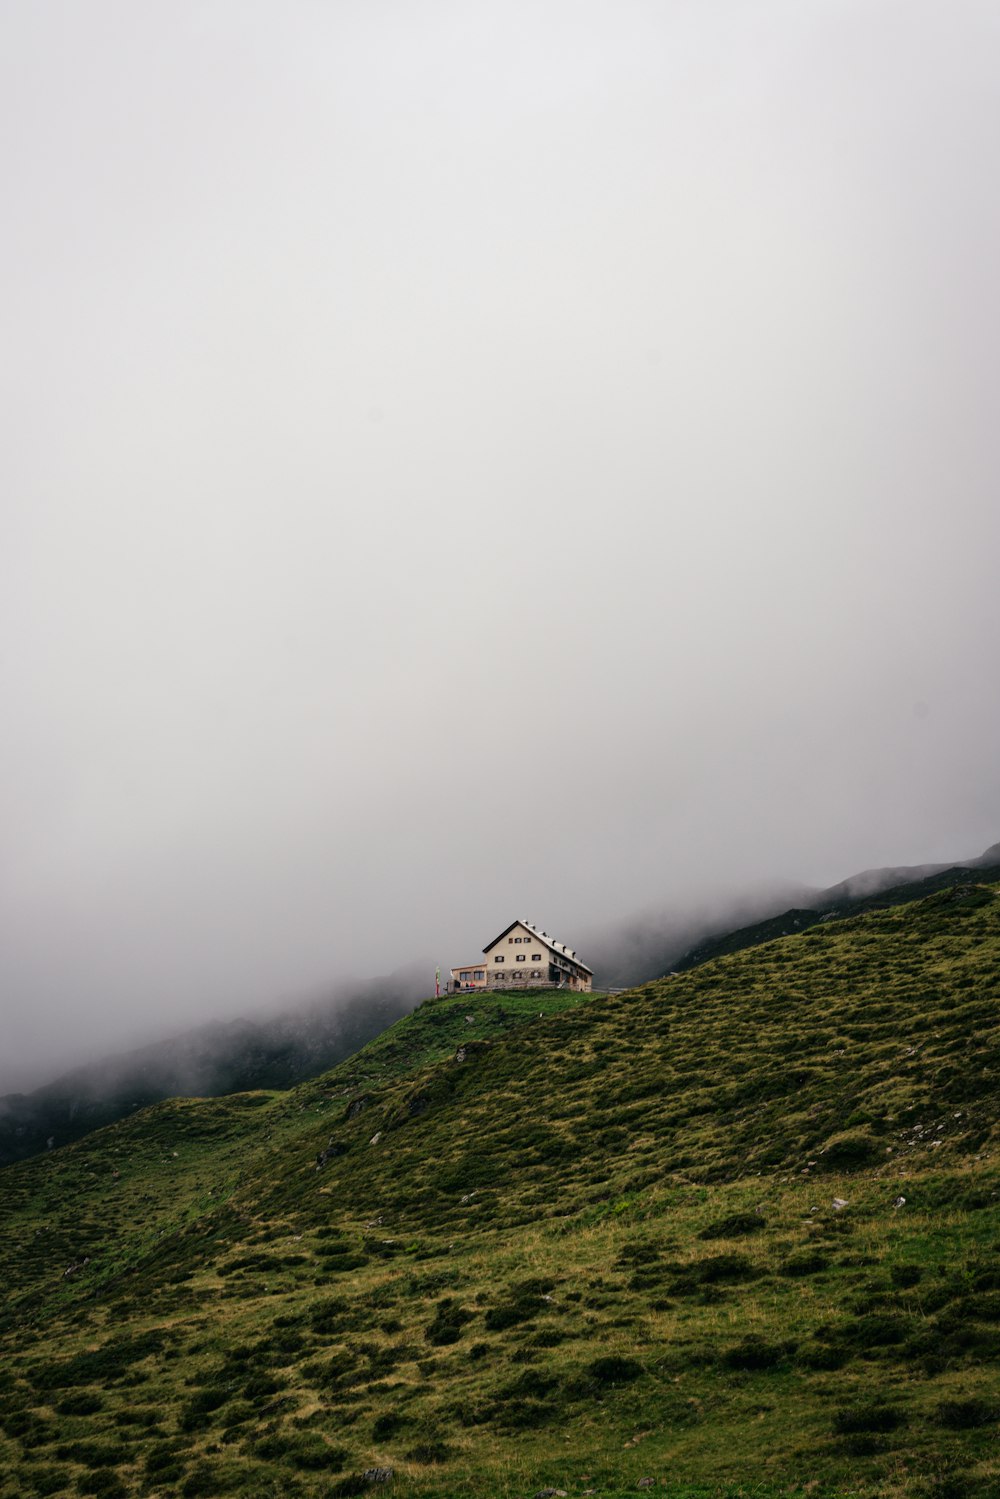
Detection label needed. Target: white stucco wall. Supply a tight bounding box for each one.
[482,923,592,989]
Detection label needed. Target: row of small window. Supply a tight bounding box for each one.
[494,953,542,963]
[509,936,532,943]
[495,969,543,979]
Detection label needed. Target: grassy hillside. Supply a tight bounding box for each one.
[10,845,997,1172]
[0,976,426,1168]
[2,887,999,1499]
[670,853,1000,975]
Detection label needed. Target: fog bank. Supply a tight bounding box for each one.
[2,2,999,1090]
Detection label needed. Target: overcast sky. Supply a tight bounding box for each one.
[2,0,999,1091]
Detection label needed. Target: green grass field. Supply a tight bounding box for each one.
[2,884,999,1498]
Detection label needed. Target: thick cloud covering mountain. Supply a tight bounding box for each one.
[2,2,998,1090]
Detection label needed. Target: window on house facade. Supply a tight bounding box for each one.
[516,954,525,962]
[494,955,504,963]
[532,953,541,961]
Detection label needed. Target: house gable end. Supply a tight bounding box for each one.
[481,919,593,977]
[482,921,543,958]
[482,919,530,954]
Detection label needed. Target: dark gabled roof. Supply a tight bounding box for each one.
[482,918,593,975]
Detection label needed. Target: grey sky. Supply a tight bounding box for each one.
[2,1,999,1090]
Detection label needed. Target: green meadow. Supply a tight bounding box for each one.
[2,884,999,1498]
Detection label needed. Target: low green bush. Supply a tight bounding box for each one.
[425,1298,475,1346]
[722,1336,788,1371]
[935,1398,998,1430]
[698,1211,766,1240]
[54,1391,103,1415]
[833,1401,907,1434]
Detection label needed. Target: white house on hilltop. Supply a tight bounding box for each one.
[450,919,593,993]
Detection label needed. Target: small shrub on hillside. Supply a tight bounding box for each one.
[318,1249,370,1272]
[935,1398,998,1429]
[29,1332,164,1391]
[484,1288,549,1331]
[961,1291,1000,1321]
[914,1476,981,1499]
[2,1409,52,1444]
[839,1434,891,1457]
[180,1386,235,1429]
[145,1442,185,1474]
[780,1251,829,1277]
[77,1473,127,1499]
[372,1411,407,1440]
[59,1434,134,1465]
[327,1476,371,1497]
[425,1298,475,1346]
[22,1468,71,1497]
[489,1398,556,1429]
[180,1463,239,1497]
[840,1313,913,1349]
[272,1310,307,1328]
[530,1329,569,1348]
[243,1373,284,1398]
[406,1437,452,1463]
[252,1329,307,1361]
[832,1401,907,1434]
[585,1355,644,1386]
[111,1406,160,1428]
[796,1343,848,1371]
[721,1337,789,1371]
[970,1263,1000,1291]
[24,1423,59,1453]
[670,1253,756,1294]
[55,1391,103,1415]
[615,1239,663,1266]
[310,1295,352,1334]
[498,1369,558,1400]
[698,1211,766,1240]
[820,1133,880,1170]
[255,1432,349,1469]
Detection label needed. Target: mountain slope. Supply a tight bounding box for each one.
[2,884,999,1498]
[7,842,996,1171]
[0,971,426,1168]
[670,844,1000,975]
[589,842,1000,990]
